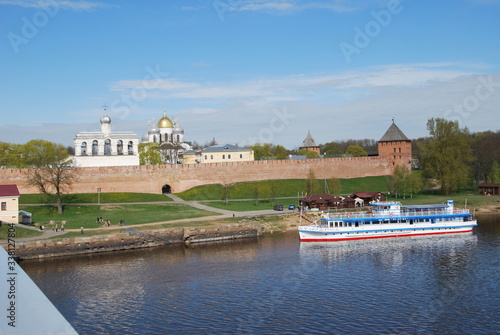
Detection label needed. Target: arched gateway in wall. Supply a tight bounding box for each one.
[162,185,172,194]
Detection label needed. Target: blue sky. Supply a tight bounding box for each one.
[1,0,499,149]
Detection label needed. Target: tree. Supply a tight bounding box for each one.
[23,140,76,214]
[390,165,422,198]
[345,145,368,157]
[305,169,320,195]
[470,131,500,183]
[419,118,474,195]
[139,143,162,165]
[305,151,320,159]
[253,184,260,206]
[329,176,342,195]
[0,142,20,168]
[273,145,289,160]
[489,161,500,183]
[324,149,343,158]
[247,143,274,160]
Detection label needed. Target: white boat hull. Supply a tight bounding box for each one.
[299,222,476,242]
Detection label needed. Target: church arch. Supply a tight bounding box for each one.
[162,185,172,194]
[92,140,98,155]
[117,140,123,155]
[81,142,87,155]
[128,141,133,155]
[104,139,111,155]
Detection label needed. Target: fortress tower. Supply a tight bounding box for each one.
[377,121,412,169]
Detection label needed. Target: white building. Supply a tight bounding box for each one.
[73,114,140,167]
[182,144,254,164]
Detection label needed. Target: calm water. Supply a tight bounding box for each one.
[22,216,499,335]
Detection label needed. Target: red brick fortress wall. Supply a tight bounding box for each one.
[0,154,411,195]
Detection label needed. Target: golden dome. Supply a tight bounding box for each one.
[158,111,173,128]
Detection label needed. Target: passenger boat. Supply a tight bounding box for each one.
[298,200,477,242]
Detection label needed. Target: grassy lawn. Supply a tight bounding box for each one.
[20,192,172,205]
[0,224,43,240]
[203,200,295,212]
[176,176,390,201]
[389,192,500,211]
[20,203,219,230]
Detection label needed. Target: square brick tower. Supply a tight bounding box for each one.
[378,121,412,170]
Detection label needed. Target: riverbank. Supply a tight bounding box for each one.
[7,222,264,260]
[2,214,298,260]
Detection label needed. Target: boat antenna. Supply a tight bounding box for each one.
[465,199,468,209]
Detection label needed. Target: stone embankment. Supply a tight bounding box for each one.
[9,223,263,260]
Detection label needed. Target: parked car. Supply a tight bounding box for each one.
[288,204,295,210]
[274,204,284,211]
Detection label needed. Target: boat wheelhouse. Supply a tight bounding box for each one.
[298,200,477,242]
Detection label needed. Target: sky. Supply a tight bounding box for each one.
[1,0,499,149]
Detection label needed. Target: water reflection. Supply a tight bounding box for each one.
[299,233,478,267]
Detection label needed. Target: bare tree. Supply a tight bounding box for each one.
[23,140,77,214]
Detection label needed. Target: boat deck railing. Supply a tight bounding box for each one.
[323,208,471,221]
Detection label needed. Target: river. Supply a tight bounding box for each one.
[21,215,499,334]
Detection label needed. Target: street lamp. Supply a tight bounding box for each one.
[97,187,101,205]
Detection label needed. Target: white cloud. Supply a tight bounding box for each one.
[109,64,475,104]
[193,0,362,14]
[0,0,113,11]
[109,78,199,92]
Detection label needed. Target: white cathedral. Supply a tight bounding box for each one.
[141,111,192,164]
[73,109,191,167]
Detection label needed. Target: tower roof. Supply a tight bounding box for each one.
[302,131,318,147]
[379,122,409,142]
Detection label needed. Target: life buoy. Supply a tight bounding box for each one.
[455,210,459,214]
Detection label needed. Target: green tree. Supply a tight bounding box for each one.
[345,145,368,157]
[139,143,162,165]
[23,140,76,214]
[329,176,342,195]
[253,184,260,206]
[221,183,233,206]
[273,145,289,160]
[0,142,21,168]
[305,151,320,159]
[305,169,320,195]
[247,143,274,160]
[324,149,343,158]
[390,165,422,199]
[419,118,474,195]
[489,160,500,183]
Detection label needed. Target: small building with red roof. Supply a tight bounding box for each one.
[0,184,20,224]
